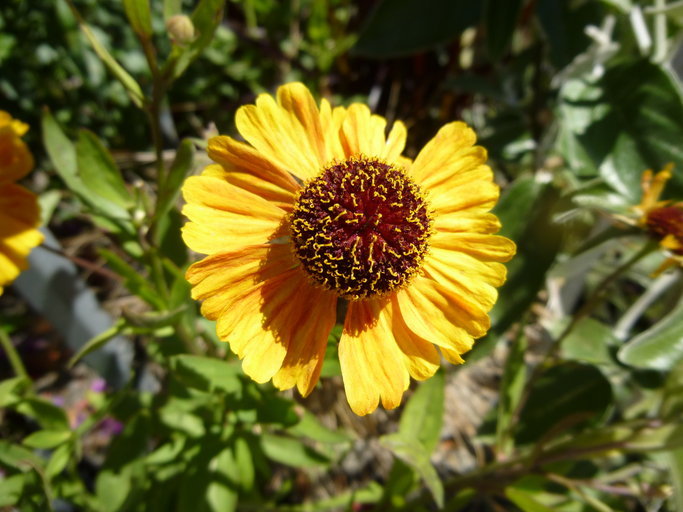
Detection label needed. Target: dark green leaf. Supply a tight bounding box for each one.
[515,362,612,445]
[559,59,683,201]
[484,0,524,59]
[398,370,444,453]
[618,293,683,371]
[352,0,482,58]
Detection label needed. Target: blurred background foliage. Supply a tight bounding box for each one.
[3,0,683,511]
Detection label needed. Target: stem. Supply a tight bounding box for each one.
[0,329,28,379]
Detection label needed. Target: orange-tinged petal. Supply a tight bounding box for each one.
[0,127,34,184]
[638,164,674,214]
[207,136,298,208]
[0,184,41,229]
[339,298,410,415]
[277,83,329,165]
[181,173,287,255]
[272,281,337,396]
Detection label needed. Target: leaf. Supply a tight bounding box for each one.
[0,440,43,471]
[123,0,153,38]
[0,376,29,407]
[484,0,524,59]
[96,470,131,512]
[64,0,144,107]
[260,434,330,467]
[559,59,683,201]
[159,407,205,438]
[171,354,243,394]
[206,447,239,512]
[668,447,683,512]
[618,293,683,371]
[287,411,352,444]
[42,109,88,198]
[562,318,616,365]
[496,332,528,455]
[23,430,72,450]
[380,434,444,508]
[233,436,255,491]
[352,0,482,58]
[398,370,444,453]
[76,130,132,214]
[164,0,183,20]
[505,486,557,512]
[0,474,24,507]
[515,362,612,445]
[45,442,73,478]
[98,248,164,308]
[15,397,70,430]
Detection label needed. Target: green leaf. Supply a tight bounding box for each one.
[45,442,73,478]
[123,0,153,38]
[23,430,72,450]
[233,435,255,491]
[562,318,616,365]
[618,293,683,371]
[505,486,556,512]
[164,0,183,20]
[0,474,24,507]
[42,109,88,198]
[206,447,238,512]
[320,325,342,377]
[380,434,444,508]
[496,332,528,455]
[0,440,43,471]
[171,354,242,394]
[155,138,195,231]
[76,130,132,214]
[668,447,683,512]
[96,470,131,512]
[287,411,352,444]
[484,0,524,60]
[159,407,205,437]
[64,0,144,107]
[559,59,683,201]
[260,433,330,467]
[352,0,482,58]
[0,376,29,407]
[515,362,612,445]
[398,370,444,453]
[15,397,70,430]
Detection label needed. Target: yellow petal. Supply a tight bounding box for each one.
[207,136,298,209]
[272,281,337,396]
[390,295,440,380]
[235,84,325,181]
[433,211,502,234]
[427,246,508,287]
[0,184,41,228]
[396,278,478,357]
[430,231,517,263]
[339,298,410,415]
[181,173,287,255]
[382,121,407,164]
[427,170,500,215]
[319,99,346,162]
[410,121,481,186]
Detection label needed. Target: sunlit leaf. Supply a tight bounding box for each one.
[398,370,444,454]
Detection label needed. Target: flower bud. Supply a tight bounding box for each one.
[166,15,195,46]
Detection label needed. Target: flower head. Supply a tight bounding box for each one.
[634,164,683,273]
[181,83,516,415]
[0,111,43,296]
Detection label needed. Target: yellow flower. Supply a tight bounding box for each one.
[181,83,516,415]
[0,111,43,296]
[634,164,683,274]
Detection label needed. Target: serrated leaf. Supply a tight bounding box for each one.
[380,434,444,508]
[352,0,481,58]
[398,370,444,453]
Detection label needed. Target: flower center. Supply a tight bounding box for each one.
[290,155,432,300]
[646,205,683,254]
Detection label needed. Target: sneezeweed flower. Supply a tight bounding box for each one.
[181,83,516,415]
[0,111,43,296]
[634,164,683,274]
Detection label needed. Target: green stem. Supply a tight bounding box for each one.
[0,328,28,379]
